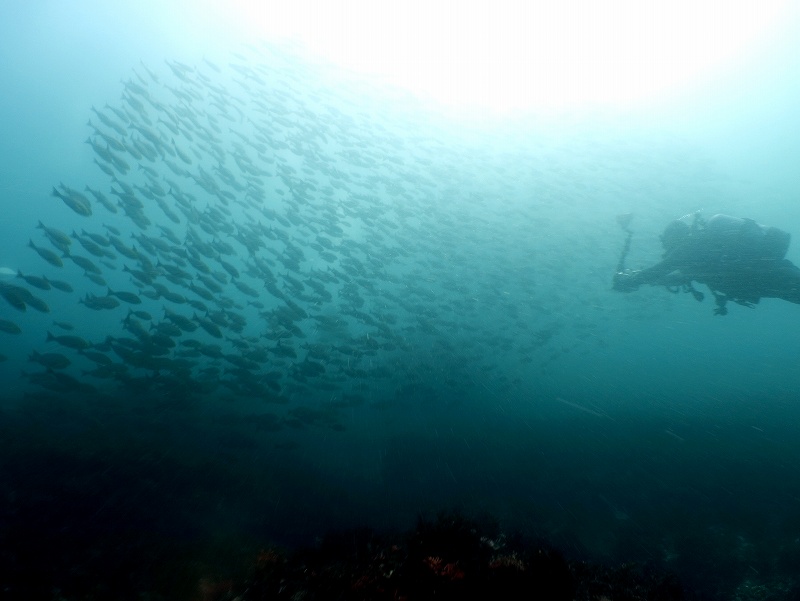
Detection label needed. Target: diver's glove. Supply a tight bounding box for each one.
[613,269,641,292]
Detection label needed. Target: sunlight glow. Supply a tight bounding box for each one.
[192,0,790,113]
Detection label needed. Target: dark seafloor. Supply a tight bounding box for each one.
[3,5,800,601]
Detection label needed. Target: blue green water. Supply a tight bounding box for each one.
[2,3,800,598]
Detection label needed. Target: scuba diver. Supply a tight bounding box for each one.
[613,212,800,315]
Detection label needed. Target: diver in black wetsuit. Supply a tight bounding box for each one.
[613,213,800,315]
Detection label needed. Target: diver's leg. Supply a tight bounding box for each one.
[763,260,800,304]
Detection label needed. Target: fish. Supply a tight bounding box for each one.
[0,319,22,334]
[29,351,71,370]
[17,271,51,290]
[109,236,141,260]
[218,258,240,279]
[0,281,28,311]
[28,239,64,268]
[103,223,122,236]
[36,221,72,248]
[172,138,192,164]
[52,184,92,216]
[85,135,115,163]
[193,313,222,338]
[85,187,119,213]
[91,105,127,136]
[19,289,50,313]
[24,369,96,393]
[49,279,74,293]
[188,283,213,301]
[84,273,107,287]
[107,288,142,304]
[46,331,92,350]
[127,309,152,320]
[80,350,113,365]
[153,283,186,304]
[72,232,107,257]
[93,158,116,177]
[69,254,102,274]
[164,308,197,332]
[79,294,120,310]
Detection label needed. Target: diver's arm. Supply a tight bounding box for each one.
[613,238,697,292]
[613,258,678,291]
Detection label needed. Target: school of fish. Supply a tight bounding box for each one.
[0,44,717,430]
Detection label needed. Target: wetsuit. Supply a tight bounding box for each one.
[614,214,800,314]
